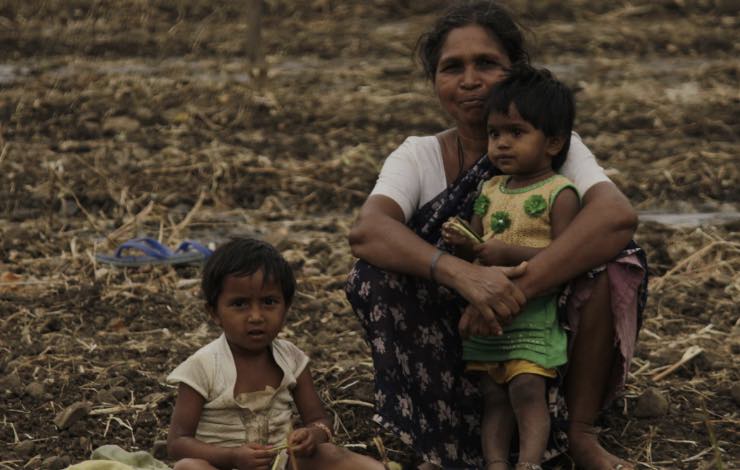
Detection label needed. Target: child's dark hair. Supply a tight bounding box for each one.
[416,1,529,82]
[201,238,296,307]
[486,64,575,169]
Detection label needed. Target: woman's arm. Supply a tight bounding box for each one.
[349,195,527,323]
[514,182,637,298]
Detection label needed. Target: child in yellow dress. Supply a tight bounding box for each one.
[443,65,580,470]
[166,238,385,470]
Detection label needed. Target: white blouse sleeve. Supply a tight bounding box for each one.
[559,133,612,196]
[167,351,211,400]
[369,136,446,222]
[369,137,423,222]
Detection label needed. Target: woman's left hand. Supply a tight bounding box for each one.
[288,427,317,458]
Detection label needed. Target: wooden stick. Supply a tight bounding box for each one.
[652,345,703,381]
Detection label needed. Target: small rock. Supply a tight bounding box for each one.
[58,140,92,153]
[15,439,35,457]
[96,388,117,404]
[53,401,91,429]
[102,116,140,134]
[151,440,168,460]
[634,388,669,418]
[0,372,22,394]
[111,386,129,401]
[731,382,740,406]
[41,456,66,470]
[24,381,45,399]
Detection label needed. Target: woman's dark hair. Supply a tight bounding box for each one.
[201,238,296,307]
[485,64,575,169]
[416,1,529,81]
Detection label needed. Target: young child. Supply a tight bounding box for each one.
[167,238,385,470]
[442,65,580,470]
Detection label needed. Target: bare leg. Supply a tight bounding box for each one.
[480,375,515,470]
[508,374,549,467]
[296,443,386,470]
[172,459,218,470]
[565,272,633,470]
[417,464,440,470]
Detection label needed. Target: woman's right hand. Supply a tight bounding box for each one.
[231,443,276,470]
[452,261,528,336]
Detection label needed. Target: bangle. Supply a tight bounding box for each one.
[309,422,333,443]
[430,249,446,283]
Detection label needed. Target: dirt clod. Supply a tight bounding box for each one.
[24,381,45,399]
[634,388,670,418]
[15,440,35,457]
[731,383,740,406]
[53,402,92,430]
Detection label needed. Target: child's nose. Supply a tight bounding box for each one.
[246,307,265,322]
[497,134,513,147]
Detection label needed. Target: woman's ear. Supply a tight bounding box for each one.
[545,135,566,157]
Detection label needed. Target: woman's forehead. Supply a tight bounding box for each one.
[438,24,508,60]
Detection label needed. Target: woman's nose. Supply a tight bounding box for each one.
[460,65,480,89]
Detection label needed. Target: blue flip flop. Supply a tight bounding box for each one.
[96,237,212,267]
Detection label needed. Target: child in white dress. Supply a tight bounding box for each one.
[167,238,385,470]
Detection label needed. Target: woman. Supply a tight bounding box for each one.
[346,2,647,469]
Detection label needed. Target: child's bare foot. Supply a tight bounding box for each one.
[567,424,633,470]
[416,463,441,470]
[486,459,510,470]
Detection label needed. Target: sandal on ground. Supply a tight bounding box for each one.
[95,237,212,267]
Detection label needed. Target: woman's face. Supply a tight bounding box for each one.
[434,24,512,132]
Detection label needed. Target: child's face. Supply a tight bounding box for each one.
[487,104,561,176]
[209,270,288,355]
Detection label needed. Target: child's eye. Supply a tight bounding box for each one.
[488,129,500,138]
[263,297,280,306]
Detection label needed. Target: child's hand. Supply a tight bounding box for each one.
[459,304,503,338]
[288,427,317,458]
[473,238,509,266]
[232,443,276,470]
[442,219,474,247]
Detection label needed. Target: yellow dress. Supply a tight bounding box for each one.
[463,174,578,378]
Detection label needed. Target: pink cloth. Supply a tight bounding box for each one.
[565,253,646,404]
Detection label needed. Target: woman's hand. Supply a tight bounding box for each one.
[451,260,528,333]
[288,427,317,458]
[231,443,276,470]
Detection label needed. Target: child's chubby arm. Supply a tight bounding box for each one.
[441,214,483,261]
[474,188,580,267]
[289,366,333,457]
[167,383,276,470]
